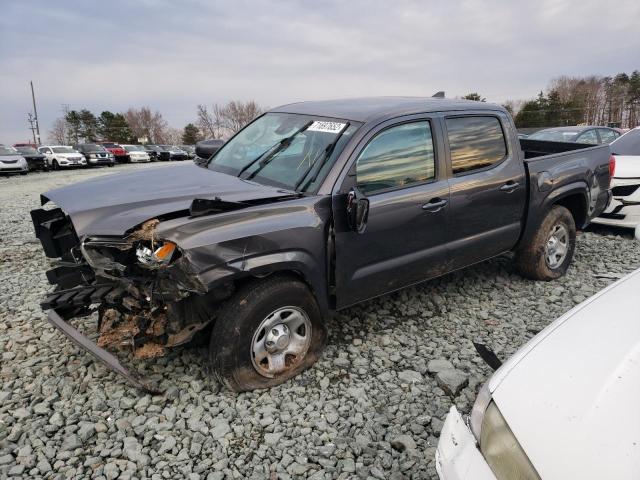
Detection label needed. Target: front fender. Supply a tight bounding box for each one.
[195,249,329,316]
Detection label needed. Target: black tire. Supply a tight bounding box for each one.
[209,275,327,392]
[107,163,114,167]
[52,159,59,171]
[515,205,576,281]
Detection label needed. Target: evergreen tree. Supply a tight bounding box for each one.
[182,123,201,144]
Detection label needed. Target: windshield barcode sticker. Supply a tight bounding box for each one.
[308,121,346,133]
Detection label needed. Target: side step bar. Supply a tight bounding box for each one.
[47,309,160,393]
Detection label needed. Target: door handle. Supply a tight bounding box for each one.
[500,181,520,193]
[422,198,448,212]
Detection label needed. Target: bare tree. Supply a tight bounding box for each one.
[48,118,67,144]
[223,100,263,133]
[197,104,224,139]
[196,100,264,139]
[124,107,168,143]
[162,127,183,145]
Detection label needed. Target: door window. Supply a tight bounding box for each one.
[576,129,599,144]
[356,121,435,194]
[598,129,619,144]
[446,116,507,175]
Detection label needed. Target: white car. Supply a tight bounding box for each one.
[592,127,640,240]
[436,267,640,480]
[38,145,86,169]
[121,145,151,163]
[0,144,28,174]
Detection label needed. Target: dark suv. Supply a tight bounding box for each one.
[74,144,115,167]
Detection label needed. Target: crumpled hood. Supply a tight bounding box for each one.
[613,155,640,179]
[491,269,640,480]
[43,163,294,237]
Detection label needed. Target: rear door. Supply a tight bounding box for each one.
[333,115,450,308]
[444,113,527,269]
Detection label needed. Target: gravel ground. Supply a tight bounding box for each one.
[1,164,639,479]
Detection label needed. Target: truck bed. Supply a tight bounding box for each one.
[520,138,596,160]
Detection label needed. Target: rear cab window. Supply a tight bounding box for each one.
[445,116,507,175]
[356,121,436,194]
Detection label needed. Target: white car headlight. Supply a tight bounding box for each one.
[479,402,541,480]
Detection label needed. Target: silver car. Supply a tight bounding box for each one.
[0,145,28,175]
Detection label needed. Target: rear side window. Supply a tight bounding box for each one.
[576,129,599,144]
[446,116,507,175]
[356,121,435,194]
[598,129,618,144]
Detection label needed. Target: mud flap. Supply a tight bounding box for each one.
[47,309,161,394]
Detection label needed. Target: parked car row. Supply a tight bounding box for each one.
[0,142,201,174]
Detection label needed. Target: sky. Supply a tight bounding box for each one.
[1,0,639,144]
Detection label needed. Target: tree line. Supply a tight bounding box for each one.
[48,100,266,146]
[510,71,640,128]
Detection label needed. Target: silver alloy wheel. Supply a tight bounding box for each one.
[251,306,312,378]
[545,224,569,269]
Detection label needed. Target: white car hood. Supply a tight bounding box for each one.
[491,269,640,480]
[56,152,82,158]
[613,155,640,179]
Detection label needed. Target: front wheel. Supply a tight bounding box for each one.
[209,276,327,392]
[515,205,576,281]
[52,159,59,171]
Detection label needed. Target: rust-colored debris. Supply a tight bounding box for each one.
[134,342,166,359]
[146,315,167,337]
[128,218,160,243]
[97,310,140,349]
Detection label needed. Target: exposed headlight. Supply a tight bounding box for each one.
[479,402,541,480]
[89,153,98,158]
[136,241,176,268]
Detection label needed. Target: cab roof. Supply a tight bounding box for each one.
[271,96,506,123]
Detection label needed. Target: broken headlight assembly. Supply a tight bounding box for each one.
[136,241,177,268]
[478,401,541,480]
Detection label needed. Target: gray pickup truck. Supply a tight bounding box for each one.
[31,97,612,391]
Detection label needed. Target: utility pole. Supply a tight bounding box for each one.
[30,81,41,145]
[27,113,37,144]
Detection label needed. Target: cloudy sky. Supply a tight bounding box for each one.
[1,0,638,143]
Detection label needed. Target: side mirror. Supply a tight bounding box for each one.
[346,187,369,234]
[195,139,224,159]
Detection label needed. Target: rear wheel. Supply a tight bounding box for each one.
[515,205,576,280]
[209,276,327,391]
[52,159,59,171]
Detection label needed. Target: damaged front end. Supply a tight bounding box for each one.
[31,206,231,390]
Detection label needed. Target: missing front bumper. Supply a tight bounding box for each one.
[436,406,496,480]
[47,309,160,393]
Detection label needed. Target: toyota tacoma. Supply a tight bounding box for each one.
[31,97,613,391]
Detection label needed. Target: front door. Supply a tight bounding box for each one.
[333,118,450,308]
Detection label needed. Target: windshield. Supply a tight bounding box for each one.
[82,144,106,153]
[124,145,145,152]
[0,146,18,156]
[16,146,38,155]
[528,129,580,142]
[52,147,76,153]
[208,113,358,192]
[611,129,640,156]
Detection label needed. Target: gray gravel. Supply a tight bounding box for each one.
[1,164,639,479]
